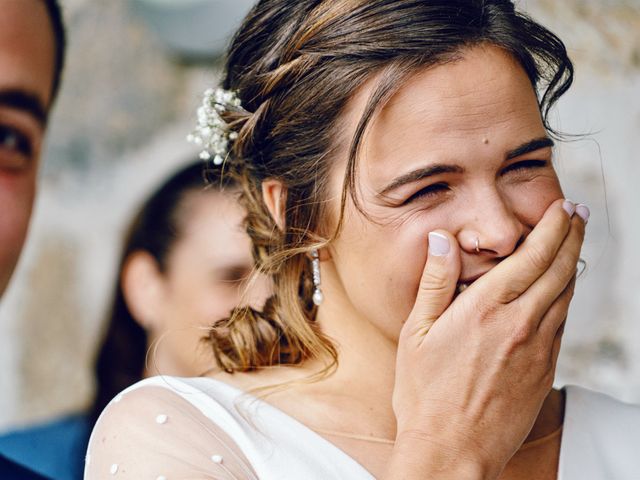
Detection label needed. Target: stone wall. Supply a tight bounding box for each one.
[0,0,639,430]
[524,0,640,400]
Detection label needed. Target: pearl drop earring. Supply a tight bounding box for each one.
[311,249,324,306]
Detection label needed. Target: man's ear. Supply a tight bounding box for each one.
[261,179,287,231]
[121,251,166,332]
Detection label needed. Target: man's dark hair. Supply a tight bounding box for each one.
[42,0,66,103]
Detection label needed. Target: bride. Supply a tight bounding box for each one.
[85,1,640,479]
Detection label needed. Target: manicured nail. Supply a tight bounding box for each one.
[428,232,450,256]
[576,204,590,223]
[562,199,576,216]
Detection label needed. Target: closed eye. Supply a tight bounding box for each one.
[218,266,252,284]
[404,182,450,205]
[501,159,548,175]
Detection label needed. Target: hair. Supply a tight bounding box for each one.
[42,0,67,103]
[90,161,234,423]
[209,0,574,374]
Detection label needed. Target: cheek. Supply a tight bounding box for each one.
[379,225,430,323]
[167,281,225,325]
[504,174,564,226]
[332,205,440,336]
[0,175,35,254]
[0,203,30,255]
[198,288,239,324]
[165,270,242,331]
[379,208,466,316]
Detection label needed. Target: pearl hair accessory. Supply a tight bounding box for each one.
[311,249,324,306]
[187,87,242,166]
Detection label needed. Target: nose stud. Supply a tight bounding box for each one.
[475,237,480,253]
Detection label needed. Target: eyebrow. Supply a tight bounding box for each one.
[0,89,48,128]
[377,136,556,197]
[506,136,555,160]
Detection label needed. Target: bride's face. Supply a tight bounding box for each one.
[325,45,563,341]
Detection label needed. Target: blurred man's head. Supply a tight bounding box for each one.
[0,0,66,296]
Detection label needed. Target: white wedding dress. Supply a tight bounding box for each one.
[84,376,640,479]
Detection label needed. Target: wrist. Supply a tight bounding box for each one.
[383,430,498,480]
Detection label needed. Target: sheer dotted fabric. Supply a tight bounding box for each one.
[84,385,258,479]
[85,376,375,480]
[85,377,640,479]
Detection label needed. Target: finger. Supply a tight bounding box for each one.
[518,214,585,323]
[473,199,575,305]
[538,275,576,347]
[403,230,461,338]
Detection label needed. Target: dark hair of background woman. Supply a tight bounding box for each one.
[90,162,232,424]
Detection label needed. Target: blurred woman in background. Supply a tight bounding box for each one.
[1,160,266,480]
[91,160,269,423]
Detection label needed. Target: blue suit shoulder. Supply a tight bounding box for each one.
[0,413,90,480]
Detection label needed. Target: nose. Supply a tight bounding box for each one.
[457,190,527,258]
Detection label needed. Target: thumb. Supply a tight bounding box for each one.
[405,230,461,337]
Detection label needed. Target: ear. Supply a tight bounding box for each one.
[261,178,287,231]
[121,251,166,333]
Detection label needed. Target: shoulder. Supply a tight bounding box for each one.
[0,413,89,480]
[92,375,247,425]
[560,385,640,479]
[85,376,257,479]
[0,455,51,480]
[565,384,640,428]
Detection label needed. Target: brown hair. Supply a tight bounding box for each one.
[208,0,574,373]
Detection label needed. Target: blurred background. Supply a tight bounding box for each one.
[0,0,639,432]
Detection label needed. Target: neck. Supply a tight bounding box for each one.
[307,261,400,439]
[317,302,397,392]
[142,337,185,378]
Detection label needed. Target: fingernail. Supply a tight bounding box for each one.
[576,204,590,223]
[428,232,450,256]
[562,199,576,216]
